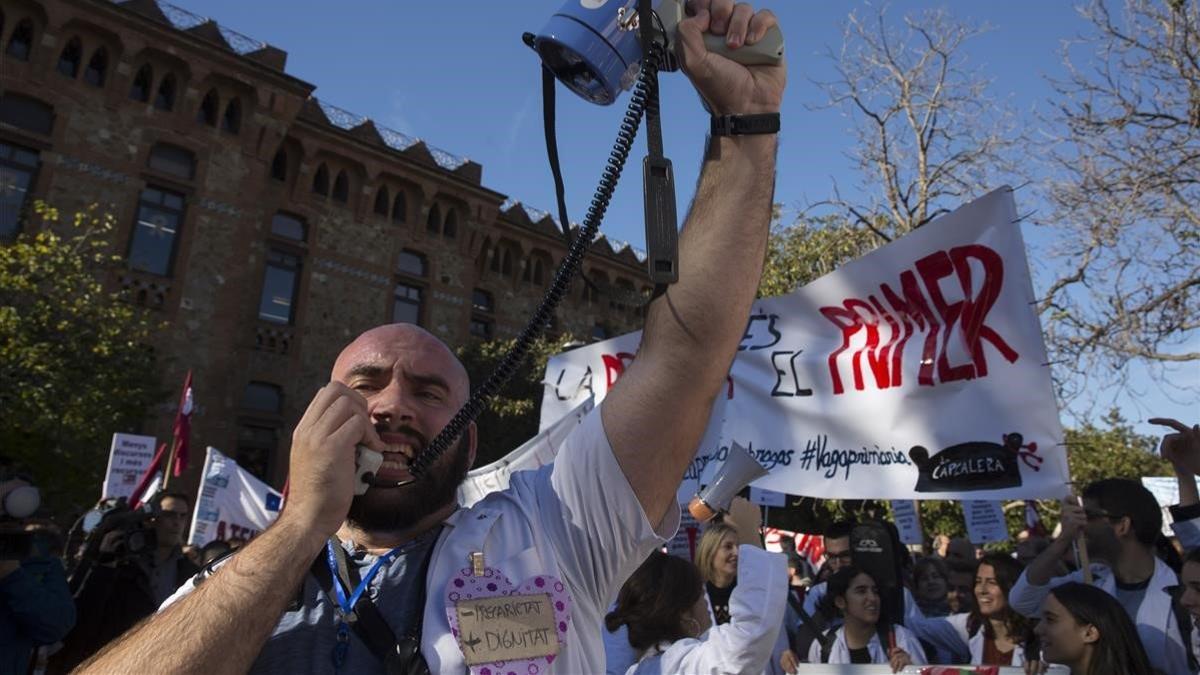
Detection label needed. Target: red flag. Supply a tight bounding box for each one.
[171,371,194,477]
[129,442,167,509]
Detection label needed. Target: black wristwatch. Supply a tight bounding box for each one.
[710,113,781,136]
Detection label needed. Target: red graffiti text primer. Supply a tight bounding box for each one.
[819,245,1020,394]
[601,351,735,399]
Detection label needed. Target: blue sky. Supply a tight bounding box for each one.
[176,0,1194,437]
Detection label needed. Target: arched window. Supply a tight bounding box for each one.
[443,208,457,239]
[521,258,532,283]
[312,163,329,196]
[332,170,348,203]
[374,187,390,216]
[57,37,82,78]
[426,203,440,234]
[154,73,176,111]
[129,64,153,102]
[391,192,406,224]
[489,243,501,273]
[501,248,513,276]
[83,47,107,87]
[6,19,33,61]
[270,149,287,181]
[197,89,219,126]
[222,97,241,134]
[533,259,545,285]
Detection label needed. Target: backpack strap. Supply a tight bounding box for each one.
[819,627,839,663]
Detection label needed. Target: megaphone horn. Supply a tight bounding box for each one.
[688,441,768,522]
[529,0,785,105]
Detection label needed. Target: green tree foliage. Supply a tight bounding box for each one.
[757,215,885,299]
[455,333,580,467]
[0,203,164,514]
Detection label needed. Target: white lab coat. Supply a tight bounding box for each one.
[1009,556,1186,675]
[805,623,926,666]
[906,612,1027,666]
[628,546,787,675]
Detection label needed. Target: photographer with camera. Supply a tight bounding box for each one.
[49,492,197,672]
[79,2,786,672]
[0,472,75,675]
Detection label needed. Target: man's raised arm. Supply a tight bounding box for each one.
[602,0,786,526]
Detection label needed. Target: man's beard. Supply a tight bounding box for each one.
[346,431,471,533]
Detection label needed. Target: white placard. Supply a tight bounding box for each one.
[102,433,158,500]
[891,500,924,545]
[964,500,1010,544]
[541,188,1069,501]
[1141,477,1179,536]
[457,397,593,508]
[187,447,282,547]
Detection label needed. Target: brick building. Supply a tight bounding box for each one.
[0,0,648,488]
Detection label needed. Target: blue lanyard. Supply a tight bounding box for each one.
[325,541,401,670]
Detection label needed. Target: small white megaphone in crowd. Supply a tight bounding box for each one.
[688,441,767,522]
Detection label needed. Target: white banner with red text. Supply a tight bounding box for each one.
[187,447,282,547]
[540,187,1068,501]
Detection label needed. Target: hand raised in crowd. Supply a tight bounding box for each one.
[724,496,764,547]
[282,382,387,538]
[887,646,912,673]
[1057,496,1087,541]
[675,0,786,116]
[1151,417,1200,476]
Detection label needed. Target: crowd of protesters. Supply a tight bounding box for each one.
[2,1,1198,673]
[0,477,250,674]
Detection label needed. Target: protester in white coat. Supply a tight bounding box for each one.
[606,500,787,675]
[802,566,925,672]
[907,554,1032,667]
[1009,479,1189,675]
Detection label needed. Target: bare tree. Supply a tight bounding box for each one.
[811,4,1026,240]
[1040,0,1199,399]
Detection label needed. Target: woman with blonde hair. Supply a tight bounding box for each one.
[695,521,741,625]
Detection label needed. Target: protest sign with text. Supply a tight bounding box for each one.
[541,188,1068,501]
[102,433,158,501]
[187,447,282,547]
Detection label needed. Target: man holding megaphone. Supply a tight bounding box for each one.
[80,2,786,673]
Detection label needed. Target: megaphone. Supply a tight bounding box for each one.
[530,0,785,105]
[688,441,768,522]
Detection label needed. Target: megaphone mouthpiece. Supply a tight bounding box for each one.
[687,441,768,522]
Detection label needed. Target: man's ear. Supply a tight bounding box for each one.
[1113,515,1133,540]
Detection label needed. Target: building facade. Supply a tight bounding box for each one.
[0,0,648,488]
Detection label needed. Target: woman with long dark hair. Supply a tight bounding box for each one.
[806,566,925,672]
[1035,582,1154,675]
[605,511,787,673]
[906,553,1033,665]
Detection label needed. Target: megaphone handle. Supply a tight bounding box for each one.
[700,25,784,66]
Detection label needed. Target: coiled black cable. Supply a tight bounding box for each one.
[409,39,668,478]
